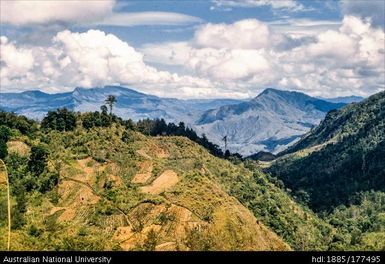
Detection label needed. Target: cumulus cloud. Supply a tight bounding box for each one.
[341,0,385,29]
[273,16,385,96]
[211,0,306,12]
[0,30,216,98]
[142,20,277,86]
[0,36,34,88]
[1,15,384,98]
[194,19,270,49]
[0,0,115,25]
[142,17,385,97]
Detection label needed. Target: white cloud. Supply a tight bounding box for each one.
[0,30,217,98]
[0,0,115,25]
[96,12,203,27]
[0,1,203,28]
[306,30,356,59]
[0,36,34,88]
[142,19,278,84]
[142,17,385,97]
[142,20,275,83]
[341,0,385,29]
[211,0,306,12]
[1,16,384,99]
[194,19,270,49]
[142,19,276,85]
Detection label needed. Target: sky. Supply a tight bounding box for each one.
[0,0,384,99]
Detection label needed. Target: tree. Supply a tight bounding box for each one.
[100,105,108,115]
[41,108,76,131]
[0,125,11,143]
[105,95,117,116]
[0,142,8,160]
[82,113,95,129]
[0,125,11,159]
[28,144,48,176]
[0,111,38,136]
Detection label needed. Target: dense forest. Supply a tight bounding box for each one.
[266,92,385,250]
[268,91,385,211]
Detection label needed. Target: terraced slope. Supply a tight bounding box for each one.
[0,127,292,250]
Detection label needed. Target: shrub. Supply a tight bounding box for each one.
[142,229,158,251]
[28,225,42,237]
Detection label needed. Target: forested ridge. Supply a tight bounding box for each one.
[267,91,385,250]
[268,91,385,211]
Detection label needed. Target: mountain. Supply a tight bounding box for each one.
[320,95,364,104]
[194,88,345,155]
[0,86,346,156]
[0,90,74,120]
[268,91,385,211]
[0,86,242,122]
[0,111,341,251]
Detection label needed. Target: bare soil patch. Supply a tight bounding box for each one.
[132,161,153,184]
[136,149,152,160]
[140,170,179,194]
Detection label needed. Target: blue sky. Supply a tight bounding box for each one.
[82,0,343,46]
[0,0,384,99]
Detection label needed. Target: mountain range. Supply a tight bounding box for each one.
[1,89,384,251]
[319,95,364,104]
[0,86,242,123]
[0,86,355,155]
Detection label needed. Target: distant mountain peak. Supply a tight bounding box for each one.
[257,88,284,97]
[256,88,309,100]
[21,90,50,96]
[196,87,346,155]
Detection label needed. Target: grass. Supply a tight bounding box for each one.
[0,124,335,251]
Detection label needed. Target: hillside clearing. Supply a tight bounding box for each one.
[140,170,179,195]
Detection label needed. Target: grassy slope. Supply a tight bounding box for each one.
[0,123,338,251]
[0,125,290,251]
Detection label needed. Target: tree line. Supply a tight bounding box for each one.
[1,95,241,160]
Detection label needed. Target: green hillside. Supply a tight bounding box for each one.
[269,91,385,211]
[279,91,385,156]
[0,110,335,251]
[2,93,384,251]
[267,91,385,250]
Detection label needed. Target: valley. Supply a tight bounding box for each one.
[0,90,383,251]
